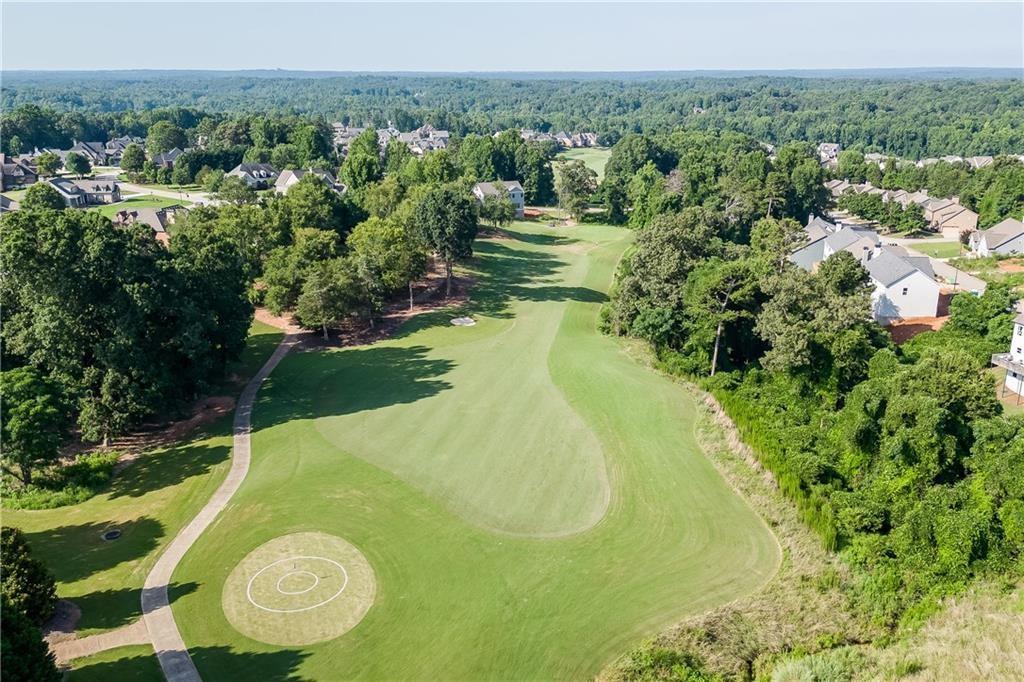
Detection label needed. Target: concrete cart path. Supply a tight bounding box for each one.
[141,332,301,681]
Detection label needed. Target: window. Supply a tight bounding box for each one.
[901,287,908,296]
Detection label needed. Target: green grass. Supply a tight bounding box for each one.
[2,321,282,635]
[557,147,612,181]
[91,195,192,218]
[171,221,780,679]
[2,188,29,202]
[68,645,163,681]
[906,241,965,259]
[990,367,1024,417]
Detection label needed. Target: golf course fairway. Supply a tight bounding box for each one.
[170,221,781,680]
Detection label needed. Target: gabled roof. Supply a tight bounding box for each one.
[865,251,924,287]
[979,218,1024,249]
[473,180,523,197]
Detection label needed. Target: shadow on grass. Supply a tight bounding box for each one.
[256,345,455,423]
[26,517,164,584]
[71,646,309,682]
[107,442,230,499]
[72,582,197,633]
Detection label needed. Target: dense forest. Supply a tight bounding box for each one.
[3,72,1024,157]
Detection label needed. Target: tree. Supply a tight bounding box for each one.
[0,597,62,682]
[34,151,61,177]
[64,151,90,178]
[682,258,758,376]
[555,159,598,220]
[0,527,57,625]
[293,259,359,339]
[261,228,341,314]
[20,182,65,211]
[479,189,516,228]
[119,143,145,173]
[383,138,413,175]
[347,216,428,316]
[146,121,187,155]
[340,129,381,191]
[7,134,23,154]
[215,175,257,205]
[0,368,66,486]
[413,187,478,297]
[171,163,192,186]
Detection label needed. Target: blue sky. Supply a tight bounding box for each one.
[3,2,1022,72]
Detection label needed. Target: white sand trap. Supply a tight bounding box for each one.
[222,532,375,646]
[451,316,476,326]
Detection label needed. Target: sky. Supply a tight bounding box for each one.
[2,1,1023,72]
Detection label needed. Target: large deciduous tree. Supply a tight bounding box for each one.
[555,159,598,220]
[0,368,66,486]
[0,528,57,625]
[119,143,145,173]
[146,121,187,155]
[413,186,478,297]
[64,151,90,178]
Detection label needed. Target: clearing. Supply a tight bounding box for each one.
[166,221,779,680]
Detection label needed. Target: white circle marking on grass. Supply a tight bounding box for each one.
[275,570,319,595]
[246,555,349,613]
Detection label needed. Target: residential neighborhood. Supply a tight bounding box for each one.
[472,179,526,218]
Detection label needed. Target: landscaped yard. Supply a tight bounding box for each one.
[906,240,965,259]
[91,195,193,218]
[557,147,612,181]
[2,188,29,203]
[163,221,779,680]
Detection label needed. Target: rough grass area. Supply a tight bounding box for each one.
[557,147,612,181]
[91,195,192,218]
[602,389,877,681]
[948,256,1024,290]
[67,644,162,681]
[170,221,780,680]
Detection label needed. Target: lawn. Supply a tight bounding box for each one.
[557,147,612,181]
[167,221,779,680]
[906,241,965,259]
[91,195,193,218]
[2,321,282,640]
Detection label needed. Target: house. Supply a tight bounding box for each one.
[332,124,367,153]
[226,163,279,189]
[971,218,1024,257]
[920,198,978,237]
[152,147,186,169]
[824,179,851,197]
[865,248,941,321]
[0,194,19,213]
[0,154,38,190]
[992,308,1024,397]
[104,136,144,166]
[790,217,940,322]
[817,143,841,166]
[472,180,525,218]
[48,178,121,206]
[274,168,344,194]
[113,205,186,245]
[966,155,994,169]
[67,141,108,166]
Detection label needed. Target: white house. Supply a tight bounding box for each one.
[472,180,525,218]
[790,218,940,323]
[226,163,279,189]
[274,168,343,194]
[864,248,941,321]
[992,310,1024,397]
[971,218,1024,257]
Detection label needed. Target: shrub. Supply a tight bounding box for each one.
[0,527,57,625]
[2,451,118,510]
[0,597,62,682]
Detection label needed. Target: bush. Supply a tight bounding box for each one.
[2,451,118,510]
[0,527,57,625]
[0,597,62,682]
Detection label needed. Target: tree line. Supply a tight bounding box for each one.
[4,74,1024,157]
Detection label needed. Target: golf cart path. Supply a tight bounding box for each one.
[142,331,301,682]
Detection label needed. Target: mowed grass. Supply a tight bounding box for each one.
[557,147,612,181]
[91,195,192,218]
[905,241,965,259]
[2,321,282,640]
[171,221,780,680]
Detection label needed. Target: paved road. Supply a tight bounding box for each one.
[141,333,301,682]
[94,172,215,205]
